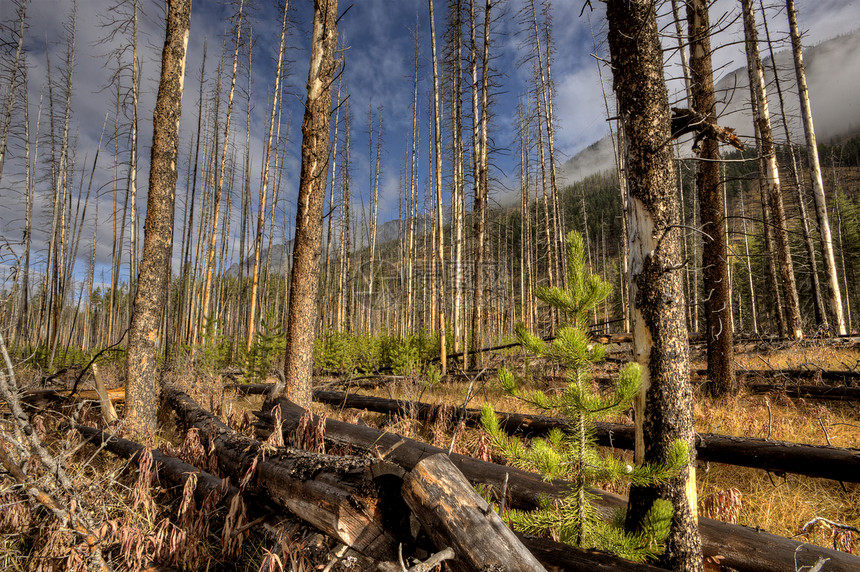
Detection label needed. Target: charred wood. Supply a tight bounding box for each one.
[748,383,860,401]
[73,423,237,504]
[165,387,402,560]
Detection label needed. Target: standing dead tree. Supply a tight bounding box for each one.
[787,0,847,336]
[686,0,736,396]
[741,0,803,340]
[606,0,703,569]
[125,0,191,435]
[280,0,340,408]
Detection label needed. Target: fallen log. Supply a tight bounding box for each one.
[261,396,860,572]
[402,453,547,572]
[73,424,237,504]
[749,383,860,402]
[165,387,402,560]
[312,389,860,484]
[77,408,668,571]
[20,386,126,405]
[259,399,670,571]
[723,368,860,386]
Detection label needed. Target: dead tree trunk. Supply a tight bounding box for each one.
[246,0,289,354]
[741,0,803,340]
[166,387,400,558]
[124,0,190,435]
[428,0,448,374]
[402,453,547,572]
[606,1,702,568]
[280,0,339,408]
[787,0,847,335]
[687,0,736,396]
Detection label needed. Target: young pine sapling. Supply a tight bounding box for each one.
[481,230,689,562]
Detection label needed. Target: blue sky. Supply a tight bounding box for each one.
[1,0,858,289]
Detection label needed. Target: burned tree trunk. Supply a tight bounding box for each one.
[125,0,191,435]
[606,1,701,568]
[281,0,339,408]
[686,0,736,397]
[74,424,237,505]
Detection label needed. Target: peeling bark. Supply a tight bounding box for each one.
[605,1,702,569]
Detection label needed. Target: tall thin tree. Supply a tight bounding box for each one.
[741,0,803,339]
[125,0,191,435]
[787,0,846,335]
[687,0,735,396]
[279,0,339,408]
[246,0,289,354]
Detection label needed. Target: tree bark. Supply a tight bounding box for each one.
[605,1,702,569]
[280,0,339,408]
[741,0,803,340]
[166,387,400,559]
[787,0,847,336]
[428,0,448,374]
[687,0,736,396]
[124,0,190,435]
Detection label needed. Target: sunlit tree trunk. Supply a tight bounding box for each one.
[125,0,190,435]
[742,0,802,340]
[787,0,846,335]
[447,0,466,364]
[279,0,339,408]
[246,0,288,354]
[758,0,826,331]
[428,0,447,374]
[367,104,382,332]
[201,0,243,331]
[46,9,75,369]
[405,30,419,338]
[469,0,491,368]
[739,191,758,333]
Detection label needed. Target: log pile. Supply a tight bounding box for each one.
[160,387,676,571]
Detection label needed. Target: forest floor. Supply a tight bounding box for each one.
[1,337,858,570]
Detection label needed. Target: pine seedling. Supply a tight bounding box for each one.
[481,230,688,562]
